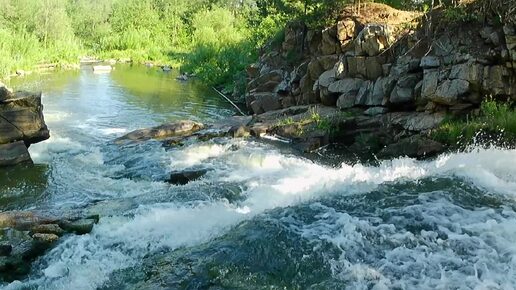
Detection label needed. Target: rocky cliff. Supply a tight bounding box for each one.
[241,3,515,158]
[0,83,50,167]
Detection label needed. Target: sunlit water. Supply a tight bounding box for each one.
[2,65,516,290]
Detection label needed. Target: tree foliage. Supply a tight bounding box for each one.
[0,0,476,82]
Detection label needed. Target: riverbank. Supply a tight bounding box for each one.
[235,2,515,158]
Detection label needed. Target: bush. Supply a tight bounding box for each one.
[181,7,257,87]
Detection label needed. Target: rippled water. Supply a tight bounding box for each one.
[2,66,516,290]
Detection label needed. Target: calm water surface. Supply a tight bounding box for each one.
[1,65,516,290]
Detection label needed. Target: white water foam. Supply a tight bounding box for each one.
[291,201,516,289]
[8,143,516,289]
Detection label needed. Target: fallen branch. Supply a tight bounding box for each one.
[212,87,246,116]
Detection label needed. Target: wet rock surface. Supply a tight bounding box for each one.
[167,168,212,185]
[115,120,204,143]
[0,84,50,167]
[0,211,99,282]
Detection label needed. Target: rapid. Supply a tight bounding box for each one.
[1,66,516,290]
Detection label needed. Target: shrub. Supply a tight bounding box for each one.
[431,99,516,147]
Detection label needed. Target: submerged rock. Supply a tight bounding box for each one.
[167,168,211,185]
[378,135,444,159]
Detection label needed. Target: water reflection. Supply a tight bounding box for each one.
[0,164,49,211]
[1,64,235,210]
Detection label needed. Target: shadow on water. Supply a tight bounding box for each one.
[0,164,49,211]
[109,64,234,121]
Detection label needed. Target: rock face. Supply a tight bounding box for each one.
[0,84,50,167]
[0,211,98,282]
[0,142,32,166]
[237,2,516,159]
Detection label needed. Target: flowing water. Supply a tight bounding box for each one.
[1,65,516,290]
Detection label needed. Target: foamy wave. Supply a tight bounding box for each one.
[12,143,516,289]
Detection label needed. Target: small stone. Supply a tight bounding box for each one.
[31,233,59,244]
[229,126,250,138]
[364,107,388,116]
[31,224,65,236]
[249,124,269,137]
[59,219,96,235]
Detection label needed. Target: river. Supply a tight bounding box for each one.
[1,65,516,290]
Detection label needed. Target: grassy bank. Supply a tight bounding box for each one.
[0,0,285,85]
[431,99,516,147]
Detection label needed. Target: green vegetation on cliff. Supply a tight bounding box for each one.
[0,0,510,88]
[431,99,516,147]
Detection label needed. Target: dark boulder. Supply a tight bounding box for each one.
[167,169,211,185]
[378,135,444,159]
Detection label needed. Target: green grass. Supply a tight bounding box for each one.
[431,99,516,147]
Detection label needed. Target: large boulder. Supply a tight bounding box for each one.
[320,26,339,55]
[328,78,365,95]
[337,19,356,43]
[248,70,284,92]
[0,92,50,145]
[317,69,338,106]
[0,211,98,281]
[449,62,484,87]
[249,93,282,114]
[432,79,470,105]
[305,30,322,55]
[336,92,356,109]
[0,88,50,167]
[482,65,513,97]
[0,141,32,167]
[504,24,516,67]
[282,21,306,55]
[318,55,339,71]
[307,59,325,81]
[334,57,348,79]
[167,168,210,185]
[389,74,421,104]
[354,81,375,106]
[420,56,440,69]
[115,120,203,143]
[0,82,13,102]
[388,112,445,132]
[421,69,439,99]
[354,24,394,57]
[347,55,387,80]
[378,135,444,159]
